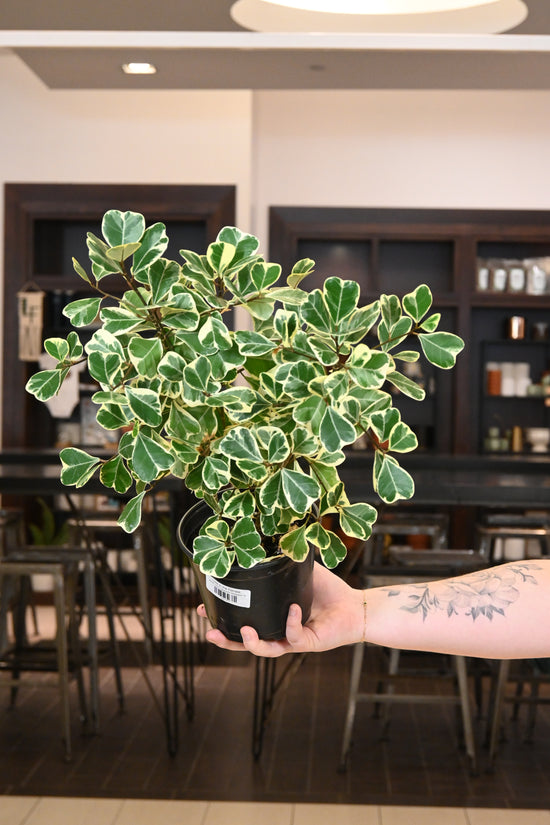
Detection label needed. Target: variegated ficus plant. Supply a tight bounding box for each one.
[26,210,464,579]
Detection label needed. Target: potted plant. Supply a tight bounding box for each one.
[26,210,464,640]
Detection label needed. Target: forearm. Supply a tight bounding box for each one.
[364,559,550,659]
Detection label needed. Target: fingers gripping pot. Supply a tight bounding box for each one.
[177,501,314,642]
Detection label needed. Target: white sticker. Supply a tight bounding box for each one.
[205,575,251,609]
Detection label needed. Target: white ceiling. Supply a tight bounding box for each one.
[1,0,550,90]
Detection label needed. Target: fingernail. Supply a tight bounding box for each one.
[289,604,299,619]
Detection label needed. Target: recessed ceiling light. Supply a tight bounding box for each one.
[122,62,157,75]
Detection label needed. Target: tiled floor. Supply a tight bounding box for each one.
[1,798,550,825]
[1,609,550,812]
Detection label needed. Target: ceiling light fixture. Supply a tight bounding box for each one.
[122,62,157,75]
[261,0,499,12]
[231,0,527,33]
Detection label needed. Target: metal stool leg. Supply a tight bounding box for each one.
[339,642,365,771]
[455,655,477,773]
[51,566,72,761]
[489,659,511,768]
[133,531,152,662]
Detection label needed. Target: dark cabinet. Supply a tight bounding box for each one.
[3,183,236,451]
[269,206,550,457]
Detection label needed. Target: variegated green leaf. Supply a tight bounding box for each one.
[231,517,264,568]
[373,452,415,503]
[339,503,377,540]
[420,312,441,333]
[59,448,101,487]
[218,427,262,462]
[380,294,402,328]
[63,297,102,327]
[301,289,332,334]
[259,470,285,513]
[287,257,315,288]
[281,468,320,514]
[324,277,360,325]
[132,431,174,482]
[25,368,67,401]
[305,523,347,569]
[96,403,130,430]
[193,536,233,578]
[99,455,132,493]
[201,456,231,491]
[43,337,69,362]
[234,330,274,356]
[251,261,281,291]
[87,351,123,386]
[158,351,186,382]
[125,387,162,427]
[100,306,145,335]
[131,222,169,281]
[419,332,465,369]
[102,210,145,247]
[128,337,163,378]
[403,284,432,322]
[319,407,356,452]
[292,395,326,434]
[118,492,146,533]
[279,523,310,562]
[220,490,255,519]
[386,370,426,400]
[388,421,418,452]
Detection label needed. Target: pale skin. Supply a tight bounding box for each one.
[197,558,550,660]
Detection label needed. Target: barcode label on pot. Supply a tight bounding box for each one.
[205,575,251,609]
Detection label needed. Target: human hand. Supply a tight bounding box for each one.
[196,561,364,657]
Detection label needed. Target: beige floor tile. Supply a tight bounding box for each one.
[25,797,123,825]
[467,809,550,825]
[203,801,293,825]
[0,796,40,825]
[294,802,380,825]
[114,799,208,825]
[380,806,469,825]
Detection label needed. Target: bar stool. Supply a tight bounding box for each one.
[67,516,153,662]
[476,513,550,562]
[488,657,550,767]
[0,557,88,760]
[370,511,449,562]
[339,552,486,775]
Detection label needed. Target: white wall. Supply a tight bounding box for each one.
[0,50,253,275]
[4,49,550,424]
[252,89,550,244]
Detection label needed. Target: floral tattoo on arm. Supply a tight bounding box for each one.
[384,562,540,622]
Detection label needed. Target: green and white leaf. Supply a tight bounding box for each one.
[59,448,101,487]
[279,523,310,562]
[419,332,465,369]
[118,492,146,534]
[402,284,432,322]
[132,431,174,483]
[99,455,133,493]
[63,297,102,327]
[339,502,377,540]
[373,453,415,503]
[25,368,67,401]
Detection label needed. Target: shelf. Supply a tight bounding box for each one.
[471,293,550,308]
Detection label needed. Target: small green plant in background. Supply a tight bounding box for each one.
[26,211,464,579]
[28,497,70,546]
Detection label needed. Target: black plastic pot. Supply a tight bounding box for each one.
[176,500,314,642]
